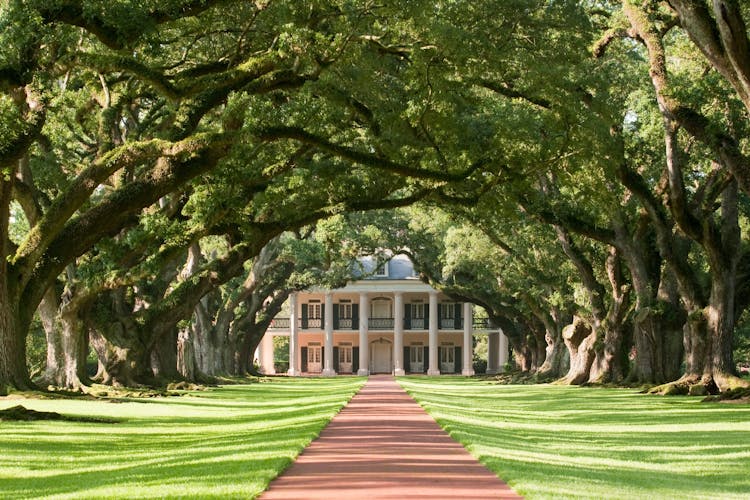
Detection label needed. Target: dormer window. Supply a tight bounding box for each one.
[375,261,388,277]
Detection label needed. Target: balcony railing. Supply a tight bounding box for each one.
[410,318,425,329]
[440,318,456,329]
[473,317,493,329]
[305,318,322,328]
[369,318,394,330]
[267,316,495,331]
[269,318,290,329]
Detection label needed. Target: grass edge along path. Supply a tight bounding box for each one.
[398,376,750,500]
[0,376,366,499]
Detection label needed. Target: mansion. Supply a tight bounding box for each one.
[256,255,510,376]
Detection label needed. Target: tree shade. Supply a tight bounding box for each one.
[2,0,750,394]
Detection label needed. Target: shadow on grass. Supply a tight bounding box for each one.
[400,378,750,499]
[0,378,365,499]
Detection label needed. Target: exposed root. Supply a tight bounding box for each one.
[713,373,750,392]
[702,387,750,403]
[649,373,750,396]
[166,381,208,391]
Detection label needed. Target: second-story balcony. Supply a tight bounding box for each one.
[409,318,425,329]
[369,318,394,330]
[440,318,456,329]
[304,318,322,329]
[269,318,290,329]
[472,317,494,330]
[268,315,492,331]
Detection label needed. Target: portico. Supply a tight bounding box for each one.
[260,254,509,376]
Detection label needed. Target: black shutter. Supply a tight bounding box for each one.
[423,346,429,373]
[424,304,429,328]
[404,303,411,330]
[301,347,308,372]
[333,347,340,372]
[352,303,359,329]
[321,307,325,331]
[455,346,462,373]
[455,303,462,329]
[403,347,411,373]
[333,304,340,329]
[353,347,360,373]
[321,349,325,372]
[301,304,309,329]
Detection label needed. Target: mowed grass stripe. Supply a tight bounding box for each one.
[0,377,365,499]
[399,376,750,500]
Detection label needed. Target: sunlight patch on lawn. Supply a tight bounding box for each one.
[399,377,750,499]
[0,377,365,499]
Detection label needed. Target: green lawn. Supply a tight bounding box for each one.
[0,377,365,499]
[399,377,750,500]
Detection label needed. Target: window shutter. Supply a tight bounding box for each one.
[301,347,308,372]
[333,304,340,329]
[353,347,360,373]
[333,347,340,372]
[321,307,325,330]
[424,304,429,326]
[404,303,411,330]
[403,347,411,372]
[455,346,462,373]
[301,304,309,329]
[423,346,429,373]
[352,303,359,328]
[455,303,462,330]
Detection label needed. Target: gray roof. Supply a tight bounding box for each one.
[357,254,418,280]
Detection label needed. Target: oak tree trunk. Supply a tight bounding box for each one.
[560,317,596,385]
[151,330,180,382]
[0,292,32,393]
[589,248,631,383]
[177,327,197,381]
[40,285,92,390]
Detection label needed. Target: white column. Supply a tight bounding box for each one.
[259,332,276,375]
[498,329,509,372]
[358,292,370,376]
[322,292,336,376]
[427,290,440,375]
[462,302,475,376]
[394,292,405,376]
[486,331,499,375]
[287,293,300,376]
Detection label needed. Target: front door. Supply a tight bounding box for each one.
[307,345,322,373]
[410,345,424,373]
[370,341,392,373]
[339,345,353,373]
[440,345,455,373]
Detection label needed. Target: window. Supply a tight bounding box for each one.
[339,303,352,319]
[411,303,425,319]
[410,344,424,363]
[375,261,388,277]
[371,297,392,318]
[441,303,455,319]
[308,303,322,319]
[440,345,454,363]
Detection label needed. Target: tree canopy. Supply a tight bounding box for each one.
[2,0,750,395]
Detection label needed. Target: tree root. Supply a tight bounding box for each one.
[649,373,750,396]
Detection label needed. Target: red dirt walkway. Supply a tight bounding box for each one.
[260,375,522,499]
